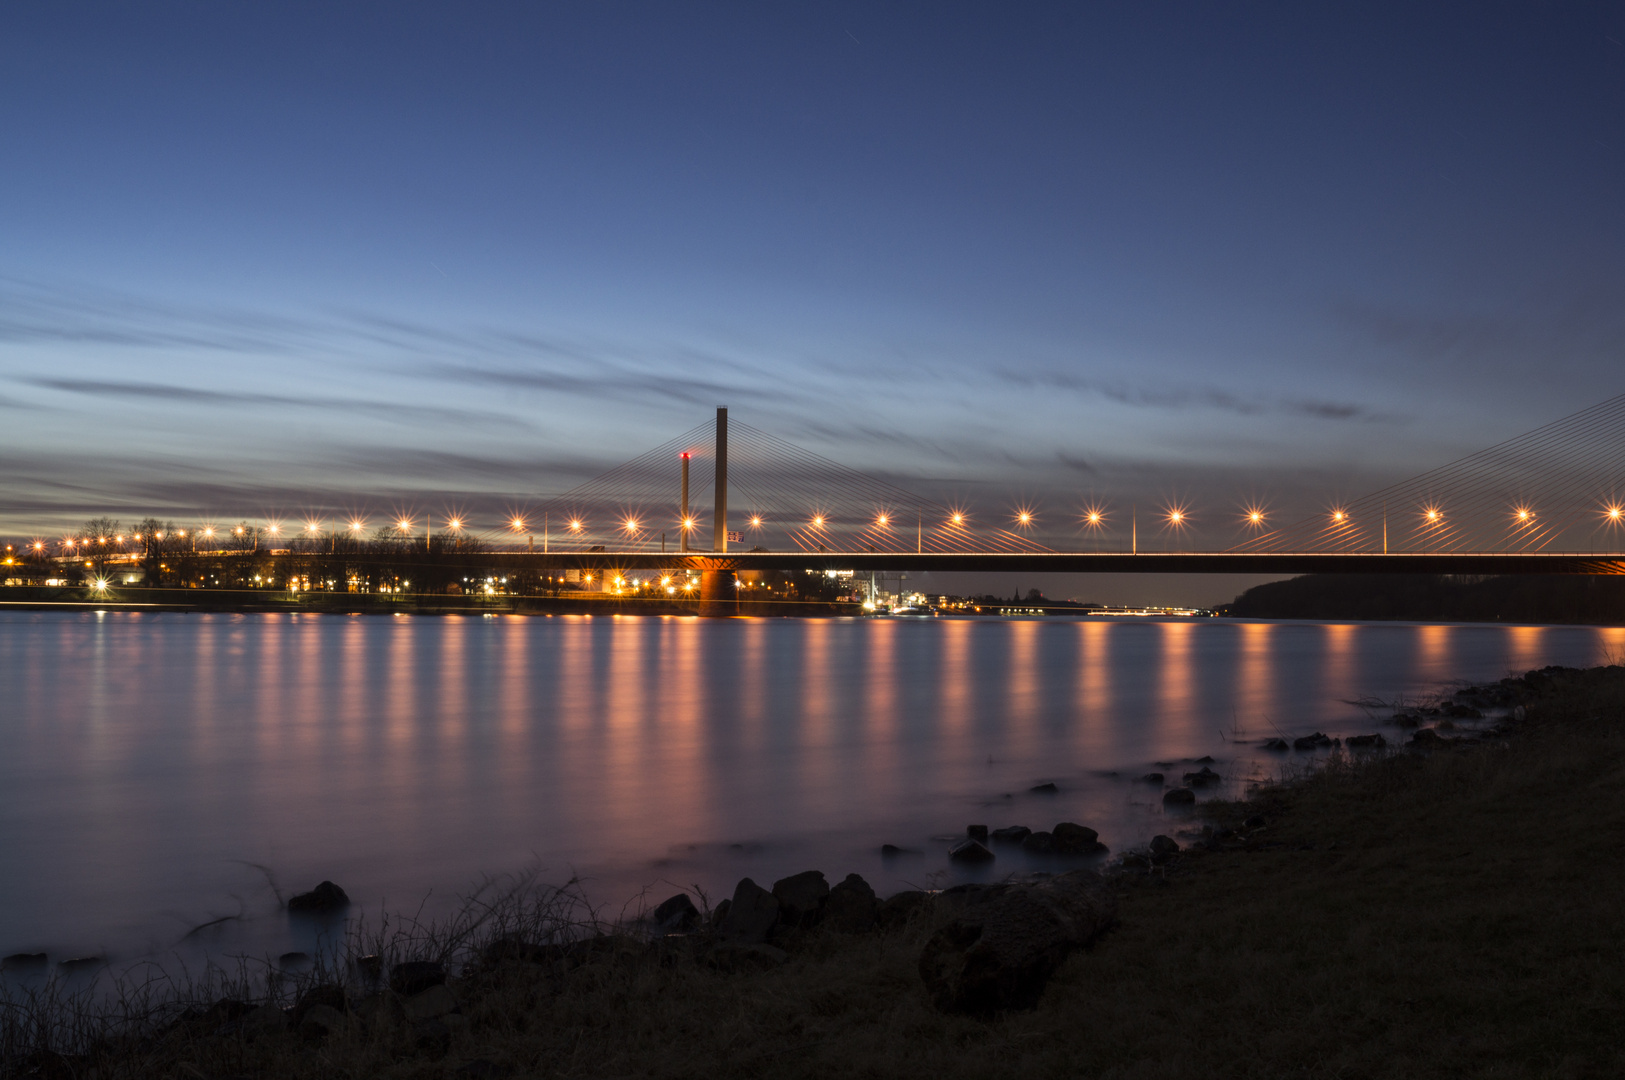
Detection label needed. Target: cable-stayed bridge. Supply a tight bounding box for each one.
[21,397,1625,613]
[517,402,1625,582]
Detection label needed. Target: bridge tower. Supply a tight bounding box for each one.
[702,406,736,613]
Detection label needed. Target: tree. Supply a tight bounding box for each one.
[76,516,121,578]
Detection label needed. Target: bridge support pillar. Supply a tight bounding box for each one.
[699,568,736,616]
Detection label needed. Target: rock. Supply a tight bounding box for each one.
[652,892,699,933]
[990,826,1032,844]
[710,898,731,926]
[824,873,879,932]
[1346,733,1387,749]
[1,953,47,970]
[1410,728,1453,747]
[1293,732,1333,750]
[403,984,458,1022]
[771,871,830,928]
[880,844,920,856]
[352,954,383,982]
[1051,822,1099,854]
[709,942,788,970]
[1163,788,1196,806]
[967,825,989,843]
[1140,771,1165,782]
[918,872,1117,1014]
[1149,834,1180,857]
[389,960,446,997]
[877,890,931,929]
[1242,815,1267,829]
[1020,831,1055,853]
[278,951,311,968]
[1029,782,1059,793]
[1193,755,1216,764]
[1263,738,1290,751]
[299,1003,349,1041]
[222,1002,288,1038]
[949,838,995,863]
[1443,702,1483,719]
[1391,712,1421,728]
[292,984,346,1025]
[58,956,106,973]
[287,880,350,913]
[717,878,779,943]
[1183,766,1221,787]
[354,991,407,1031]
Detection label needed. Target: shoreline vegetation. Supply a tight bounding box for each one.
[5,664,1624,1077]
[1223,572,1625,625]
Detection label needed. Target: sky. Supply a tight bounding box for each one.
[3,2,1624,603]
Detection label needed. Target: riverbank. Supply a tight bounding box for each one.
[1224,571,1625,624]
[5,664,1622,1078]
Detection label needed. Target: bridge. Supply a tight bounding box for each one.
[12,396,1625,611]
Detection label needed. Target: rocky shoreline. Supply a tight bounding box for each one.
[3,662,1615,1078]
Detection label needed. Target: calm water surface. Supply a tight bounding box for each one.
[2,611,1621,970]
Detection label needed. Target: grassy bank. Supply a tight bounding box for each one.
[7,666,1623,1078]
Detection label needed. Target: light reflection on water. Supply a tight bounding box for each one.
[1,610,1622,973]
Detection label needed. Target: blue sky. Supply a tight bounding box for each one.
[3,3,1623,599]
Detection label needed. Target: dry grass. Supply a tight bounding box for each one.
[7,667,1624,1079]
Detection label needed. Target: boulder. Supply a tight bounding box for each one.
[949,838,995,863]
[716,878,779,943]
[1149,834,1180,857]
[1140,771,1165,782]
[1193,755,1216,764]
[1391,713,1421,728]
[1183,767,1221,787]
[353,991,406,1031]
[1410,728,1453,747]
[966,825,989,843]
[1020,831,1055,853]
[651,893,699,933]
[771,871,830,928]
[287,880,350,914]
[1263,738,1290,751]
[1242,815,1267,829]
[1443,702,1483,719]
[1051,823,1099,854]
[291,984,346,1025]
[881,844,920,856]
[708,942,788,970]
[877,890,930,929]
[990,826,1032,845]
[823,874,879,932]
[1029,782,1059,794]
[1293,732,1333,751]
[1162,788,1196,806]
[298,1003,350,1042]
[389,961,446,997]
[1,953,47,970]
[1346,733,1387,749]
[222,1002,288,1039]
[918,872,1117,1014]
[402,985,458,1022]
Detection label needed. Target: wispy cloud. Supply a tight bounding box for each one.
[24,378,531,430]
[995,369,1386,422]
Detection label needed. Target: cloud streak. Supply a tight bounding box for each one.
[994,369,1388,422]
[23,378,531,430]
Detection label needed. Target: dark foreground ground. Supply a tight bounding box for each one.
[6,666,1623,1079]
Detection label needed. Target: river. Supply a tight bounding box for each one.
[1,610,1620,974]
